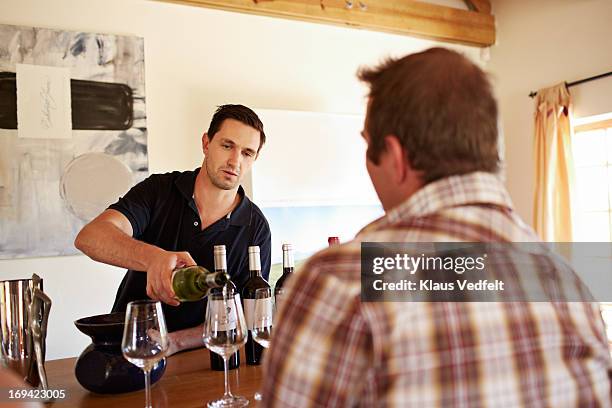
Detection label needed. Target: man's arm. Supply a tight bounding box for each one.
[165,324,205,356]
[261,250,372,407]
[74,209,195,306]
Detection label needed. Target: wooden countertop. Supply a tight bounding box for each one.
[46,348,262,407]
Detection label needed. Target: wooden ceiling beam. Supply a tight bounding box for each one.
[157,0,496,47]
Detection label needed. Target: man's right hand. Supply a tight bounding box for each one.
[74,209,197,307]
[145,250,197,306]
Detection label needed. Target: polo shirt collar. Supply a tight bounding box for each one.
[174,168,252,227]
[360,171,514,234]
[228,187,252,226]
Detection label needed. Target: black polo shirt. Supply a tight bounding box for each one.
[108,168,271,332]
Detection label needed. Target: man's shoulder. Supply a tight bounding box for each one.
[299,241,362,280]
[144,169,195,184]
[282,241,363,310]
[244,198,271,229]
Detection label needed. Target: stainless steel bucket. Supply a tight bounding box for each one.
[0,274,51,389]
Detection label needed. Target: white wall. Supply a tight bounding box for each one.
[488,0,612,224]
[0,0,479,359]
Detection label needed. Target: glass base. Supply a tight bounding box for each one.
[207,395,249,408]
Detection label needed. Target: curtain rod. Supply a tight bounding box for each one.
[528,71,612,98]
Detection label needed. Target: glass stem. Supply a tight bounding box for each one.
[144,368,152,408]
[223,356,232,398]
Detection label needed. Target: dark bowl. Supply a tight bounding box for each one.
[74,312,125,344]
[74,312,166,394]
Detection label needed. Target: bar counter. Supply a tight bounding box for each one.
[46,348,262,407]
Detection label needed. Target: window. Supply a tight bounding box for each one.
[251,109,384,284]
[573,114,612,353]
[572,114,612,242]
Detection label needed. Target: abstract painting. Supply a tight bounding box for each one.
[0,24,148,259]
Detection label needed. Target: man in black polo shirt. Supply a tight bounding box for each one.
[75,104,271,355]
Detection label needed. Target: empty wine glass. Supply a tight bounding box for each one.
[122,300,169,408]
[252,287,274,402]
[274,286,286,306]
[252,287,274,349]
[203,290,249,408]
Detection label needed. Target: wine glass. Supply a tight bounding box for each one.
[203,290,249,408]
[252,287,274,349]
[252,287,275,402]
[122,300,169,408]
[274,287,286,308]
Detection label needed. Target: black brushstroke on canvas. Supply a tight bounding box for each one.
[105,132,147,156]
[0,72,134,130]
[70,33,87,57]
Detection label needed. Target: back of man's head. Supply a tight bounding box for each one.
[358,47,499,183]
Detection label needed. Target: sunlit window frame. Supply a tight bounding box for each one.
[572,116,612,242]
[573,115,612,352]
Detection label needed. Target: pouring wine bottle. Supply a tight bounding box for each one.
[209,245,240,371]
[172,266,230,302]
[274,243,294,300]
[242,246,271,365]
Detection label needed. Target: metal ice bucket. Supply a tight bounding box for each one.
[0,274,51,389]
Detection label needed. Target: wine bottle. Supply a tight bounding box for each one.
[328,236,340,246]
[209,245,240,371]
[171,266,230,302]
[274,243,294,299]
[242,246,271,365]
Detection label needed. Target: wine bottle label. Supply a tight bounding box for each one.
[244,298,273,330]
[208,299,237,331]
[254,298,273,329]
[244,299,255,330]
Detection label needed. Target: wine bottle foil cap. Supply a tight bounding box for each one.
[248,246,261,271]
[282,243,293,251]
[213,245,227,271]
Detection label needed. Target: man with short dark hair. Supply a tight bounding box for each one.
[75,104,271,355]
[261,48,611,406]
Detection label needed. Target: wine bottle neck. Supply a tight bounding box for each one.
[283,250,294,269]
[248,247,261,272]
[194,272,208,292]
[214,256,227,272]
[249,269,262,278]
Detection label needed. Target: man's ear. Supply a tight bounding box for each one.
[202,133,210,154]
[384,135,408,184]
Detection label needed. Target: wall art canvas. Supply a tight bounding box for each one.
[0,24,148,259]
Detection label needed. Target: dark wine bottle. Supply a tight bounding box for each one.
[241,246,270,365]
[209,245,240,371]
[172,266,230,302]
[274,243,294,300]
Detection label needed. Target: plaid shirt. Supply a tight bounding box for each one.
[261,172,611,407]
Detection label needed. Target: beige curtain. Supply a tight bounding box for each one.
[533,83,575,241]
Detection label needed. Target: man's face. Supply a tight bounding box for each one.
[203,119,260,190]
[362,107,395,212]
